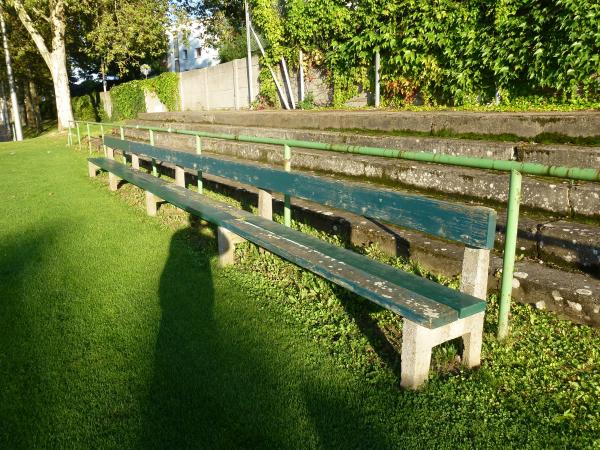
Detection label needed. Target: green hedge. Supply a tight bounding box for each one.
[71,93,101,122]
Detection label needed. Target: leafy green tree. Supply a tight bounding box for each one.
[78,0,169,91]
[5,0,171,130]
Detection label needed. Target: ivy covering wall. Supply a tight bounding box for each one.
[110,72,180,120]
[251,0,600,107]
[71,72,180,122]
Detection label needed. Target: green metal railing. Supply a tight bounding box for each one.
[68,120,600,340]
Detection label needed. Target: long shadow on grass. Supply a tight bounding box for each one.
[0,225,60,447]
[140,226,394,449]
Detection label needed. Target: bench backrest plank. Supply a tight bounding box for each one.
[105,136,496,249]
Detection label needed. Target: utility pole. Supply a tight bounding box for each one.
[0,9,23,141]
[244,0,254,108]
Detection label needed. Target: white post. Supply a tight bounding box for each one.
[233,58,240,110]
[244,0,254,107]
[0,12,23,141]
[374,50,380,108]
[298,50,305,103]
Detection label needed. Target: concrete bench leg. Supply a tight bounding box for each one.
[131,154,140,170]
[217,226,245,267]
[145,191,161,216]
[175,166,186,188]
[88,161,99,178]
[108,172,120,191]
[258,189,273,220]
[400,311,485,390]
[460,247,490,300]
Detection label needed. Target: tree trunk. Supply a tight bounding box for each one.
[29,80,42,133]
[0,10,23,140]
[10,0,73,131]
[23,82,35,128]
[50,48,73,131]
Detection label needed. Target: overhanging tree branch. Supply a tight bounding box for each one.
[7,0,52,68]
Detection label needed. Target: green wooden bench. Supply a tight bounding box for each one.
[88,136,496,389]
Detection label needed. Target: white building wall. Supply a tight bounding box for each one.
[167,22,219,72]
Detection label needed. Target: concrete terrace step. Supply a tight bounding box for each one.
[134,119,600,170]
[139,110,600,140]
[125,121,600,219]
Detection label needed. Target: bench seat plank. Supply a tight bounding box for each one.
[104,137,496,249]
[240,217,486,319]
[90,157,486,328]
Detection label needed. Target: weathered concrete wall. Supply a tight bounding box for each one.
[179,56,260,111]
[140,110,600,139]
[100,91,112,119]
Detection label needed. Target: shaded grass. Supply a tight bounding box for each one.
[0,135,598,449]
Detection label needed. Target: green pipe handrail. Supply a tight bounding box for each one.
[68,119,600,340]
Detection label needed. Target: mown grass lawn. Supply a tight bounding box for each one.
[0,133,598,449]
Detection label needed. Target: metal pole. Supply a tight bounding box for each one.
[150,129,158,177]
[374,51,380,108]
[250,25,290,110]
[244,0,254,108]
[284,144,292,227]
[498,170,522,340]
[86,123,92,154]
[119,126,127,163]
[76,122,81,148]
[0,11,22,141]
[299,50,305,103]
[281,57,296,109]
[67,122,72,146]
[196,135,203,194]
[100,124,106,156]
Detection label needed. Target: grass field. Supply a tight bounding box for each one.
[0,133,599,449]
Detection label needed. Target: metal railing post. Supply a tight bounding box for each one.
[100,124,106,156]
[498,170,522,340]
[76,122,81,148]
[150,129,158,177]
[119,126,127,164]
[284,144,292,227]
[67,122,73,146]
[196,135,203,194]
[86,122,92,154]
